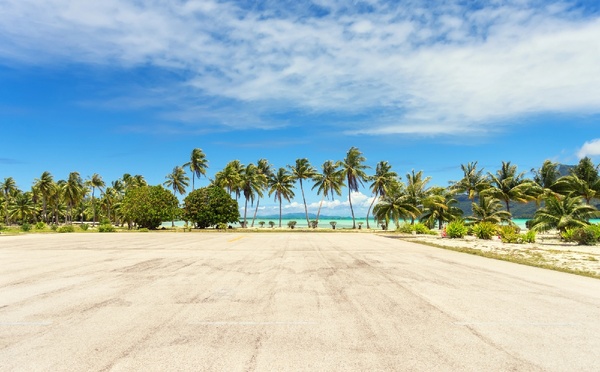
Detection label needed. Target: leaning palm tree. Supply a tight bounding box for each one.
[251,159,272,227]
[288,158,317,226]
[1,177,18,225]
[240,163,266,227]
[482,161,536,213]
[164,166,189,227]
[268,167,295,228]
[530,194,598,233]
[339,147,370,229]
[366,161,397,229]
[373,186,420,230]
[466,195,512,225]
[312,160,344,225]
[184,148,208,191]
[87,173,105,227]
[33,171,55,223]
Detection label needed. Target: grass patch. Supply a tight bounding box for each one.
[405,239,600,280]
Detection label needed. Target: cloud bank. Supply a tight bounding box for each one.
[1,0,599,135]
[577,139,600,158]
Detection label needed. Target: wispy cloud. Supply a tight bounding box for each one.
[577,139,600,158]
[2,1,599,135]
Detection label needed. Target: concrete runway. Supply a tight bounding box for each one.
[1,233,599,371]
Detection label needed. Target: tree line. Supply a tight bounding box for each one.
[1,146,599,231]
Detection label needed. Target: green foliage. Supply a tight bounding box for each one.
[137,228,149,232]
[309,220,317,228]
[216,222,228,230]
[121,185,179,229]
[523,230,536,243]
[259,221,265,228]
[572,228,597,245]
[98,224,115,232]
[183,186,240,229]
[0,224,4,231]
[21,223,31,232]
[397,223,413,234]
[397,222,436,235]
[80,223,89,231]
[50,224,58,231]
[561,228,575,242]
[446,220,468,238]
[585,224,600,241]
[35,222,46,230]
[268,221,275,228]
[287,220,297,229]
[472,222,497,240]
[57,225,75,233]
[498,225,521,243]
[330,221,337,229]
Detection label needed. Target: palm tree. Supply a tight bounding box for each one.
[8,191,37,224]
[482,161,536,214]
[87,173,105,227]
[240,163,266,227]
[405,170,431,224]
[33,172,55,223]
[373,185,420,230]
[553,175,600,205]
[214,160,243,198]
[532,160,560,190]
[420,187,463,229]
[184,148,208,191]
[1,177,18,225]
[530,194,598,233]
[466,195,512,225]
[451,161,488,200]
[339,147,370,229]
[288,158,317,226]
[366,161,397,229]
[164,166,189,227]
[251,159,272,227]
[63,172,85,224]
[268,167,295,228]
[312,160,344,225]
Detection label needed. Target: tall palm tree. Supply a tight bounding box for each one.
[164,166,189,227]
[288,158,317,226]
[240,163,266,227]
[553,174,600,205]
[63,172,84,224]
[482,161,535,214]
[405,170,431,224]
[8,191,36,224]
[251,159,272,227]
[420,187,463,229]
[530,194,598,233]
[1,177,18,225]
[373,185,420,230]
[87,173,105,226]
[312,160,344,225]
[33,171,55,223]
[339,147,370,229]
[214,160,243,198]
[184,148,208,191]
[366,161,397,229]
[268,167,295,228]
[451,161,487,200]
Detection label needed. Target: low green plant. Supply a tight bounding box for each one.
[80,223,89,231]
[138,228,149,232]
[21,223,32,232]
[216,222,228,230]
[50,224,58,231]
[35,222,46,230]
[268,221,275,228]
[498,225,521,243]
[310,220,318,228]
[98,224,115,233]
[0,224,4,231]
[472,222,497,240]
[414,223,436,235]
[446,220,468,238]
[523,230,536,243]
[57,225,75,233]
[330,221,337,230]
[572,227,597,245]
[561,228,575,242]
[259,221,265,228]
[585,224,600,241]
[287,220,297,229]
[397,223,413,234]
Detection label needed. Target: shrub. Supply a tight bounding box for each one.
[137,228,149,232]
[98,224,115,233]
[585,224,600,241]
[523,230,536,243]
[397,223,413,234]
[50,224,58,231]
[561,229,575,242]
[57,225,75,233]
[498,225,520,243]
[572,228,598,245]
[414,223,435,235]
[0,224,4,231]
[121,185,179,229]
[183,186,240,229]
[35,222,46,230]
[446,220,468,238]
[287,220,297,229]
[330,221,337,230]
[216,222,228,230]
[268,221,275,228]
[259,221,265,228]
[310,220,318,228]
[472,222,497,240]
[21,223,32,232]
[80,223,89,231]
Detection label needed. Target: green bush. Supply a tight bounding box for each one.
[572,228,598,245]
[98,224,115,233]
[397,223,413,234]
[121,185,179,229]
[21,223,32,232]
[330,221,337,229]
[259,221,265,228]
[35,222,46,230]
[80,223,89,231]
[137,228,149,232]
[498,225,521,243]
[561,229,575,242]
[523,230,536,243]
[446,220,468,238]
[472,222,497,240]
[0,224,4,231]
[585,224,600,241]
[50,224,58,231]
[269,221,275,228]
[216,222,228,230]
[57,225,75,233]
[182,186,240,229]
[287,220,297,229]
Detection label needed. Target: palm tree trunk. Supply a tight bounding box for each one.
[316,195,325,227]
[243,198,249,228]
[92,188,96,227]
[300,180,310,226]
[278,197,282,228]
[366,195,378,229]
[348,189,356,229]
[251,198,260,227]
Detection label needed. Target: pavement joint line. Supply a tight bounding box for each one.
[0,321,53,326]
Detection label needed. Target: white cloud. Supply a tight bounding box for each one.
[577,139,600,159]
[1,1,599,135]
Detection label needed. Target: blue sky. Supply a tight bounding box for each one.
[1,0,600,216]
